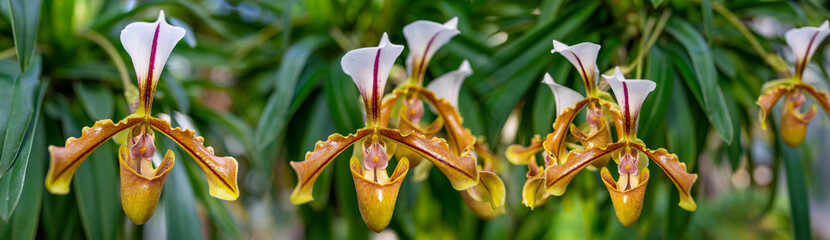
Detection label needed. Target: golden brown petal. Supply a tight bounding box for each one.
[118,145,174,225]
[147,117,240,201]
[780,93,818,147]
[46,116,145,194]
[632,144,697,211]
[417,87,476,154]
[569,122,613,168]
[756,86,789,130]
[376,128,479,190]
[795,83,830,118]
[543,99,590,161]
[506,135,543,165]
[465,171,506,210]
[288,129,372,204]
[350,156,409,232]
[545,142,625,196]
[601,168,649,227]
[521,176,550,210]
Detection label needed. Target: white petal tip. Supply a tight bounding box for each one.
[445,17,459,30]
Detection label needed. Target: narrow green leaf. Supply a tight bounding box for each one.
[666,78,697,170]
[701,0,713,44]
[0,58,40,181]
[8,0,42,72]
[324,61,362,134]
[160,73,190,114]
[73,142,120,240]
[164,148,205,240]
[0,77,46,221]
[0,117,45,239]
[665,17,734,144]
[640,46,673,140]
[172,113,241,238]
[72,82,114,120]
[780,141,811,240]
[254,35,329,150]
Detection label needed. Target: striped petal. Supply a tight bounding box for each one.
[552,40,600,89]
[376,128,479,190]
[46,116,145,194]
[120,10,186,115]
[545,142,625,196]
[426,60,472,109]
[418,87,476,154]
[289,129,373,204]
[542,73,584,116]
[404,17,460,82]
[632,144,697,211]
[147,117,239,200]
[341,33,404,125]
[604,67,656,138]
[785,20,829,78]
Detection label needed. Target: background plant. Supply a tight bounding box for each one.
[0,0,829,239]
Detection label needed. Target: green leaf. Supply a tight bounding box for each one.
[665,17,734,144]
[0,57,40,192]
[0,117,45,239]
[164,148,205,240]
[640,46,673,140]
[254,35,329,150]
[701,0,713,44]
[172,114,241,238]
[325,61,362,134]
[8,0,42,72]
[0,58,40,178]
[72,141,120,240]
[666,79,697,170]
[780,140,811,240]
[72,82,114,120]
[0,76,45,222]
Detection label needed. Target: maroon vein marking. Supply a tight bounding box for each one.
[416,34,440,81]
[547,143,623,187]
[54,121,137,179]
[379,129,475,179]
[155,124,235,192]
[298,132,369,188]
[144,23,161,112]
[799,32,821,76]
[622,82,631,136]
[570,52,590,86]
[372,48,382,122]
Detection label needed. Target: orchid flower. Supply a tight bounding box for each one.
[757,20,830,147]
[389,17,508,219]
[44,11,239,225]
[288,33,480,232]
[506,41,614,208]
[544,67,697,226]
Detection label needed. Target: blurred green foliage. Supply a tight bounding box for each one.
[0,0,829,239]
